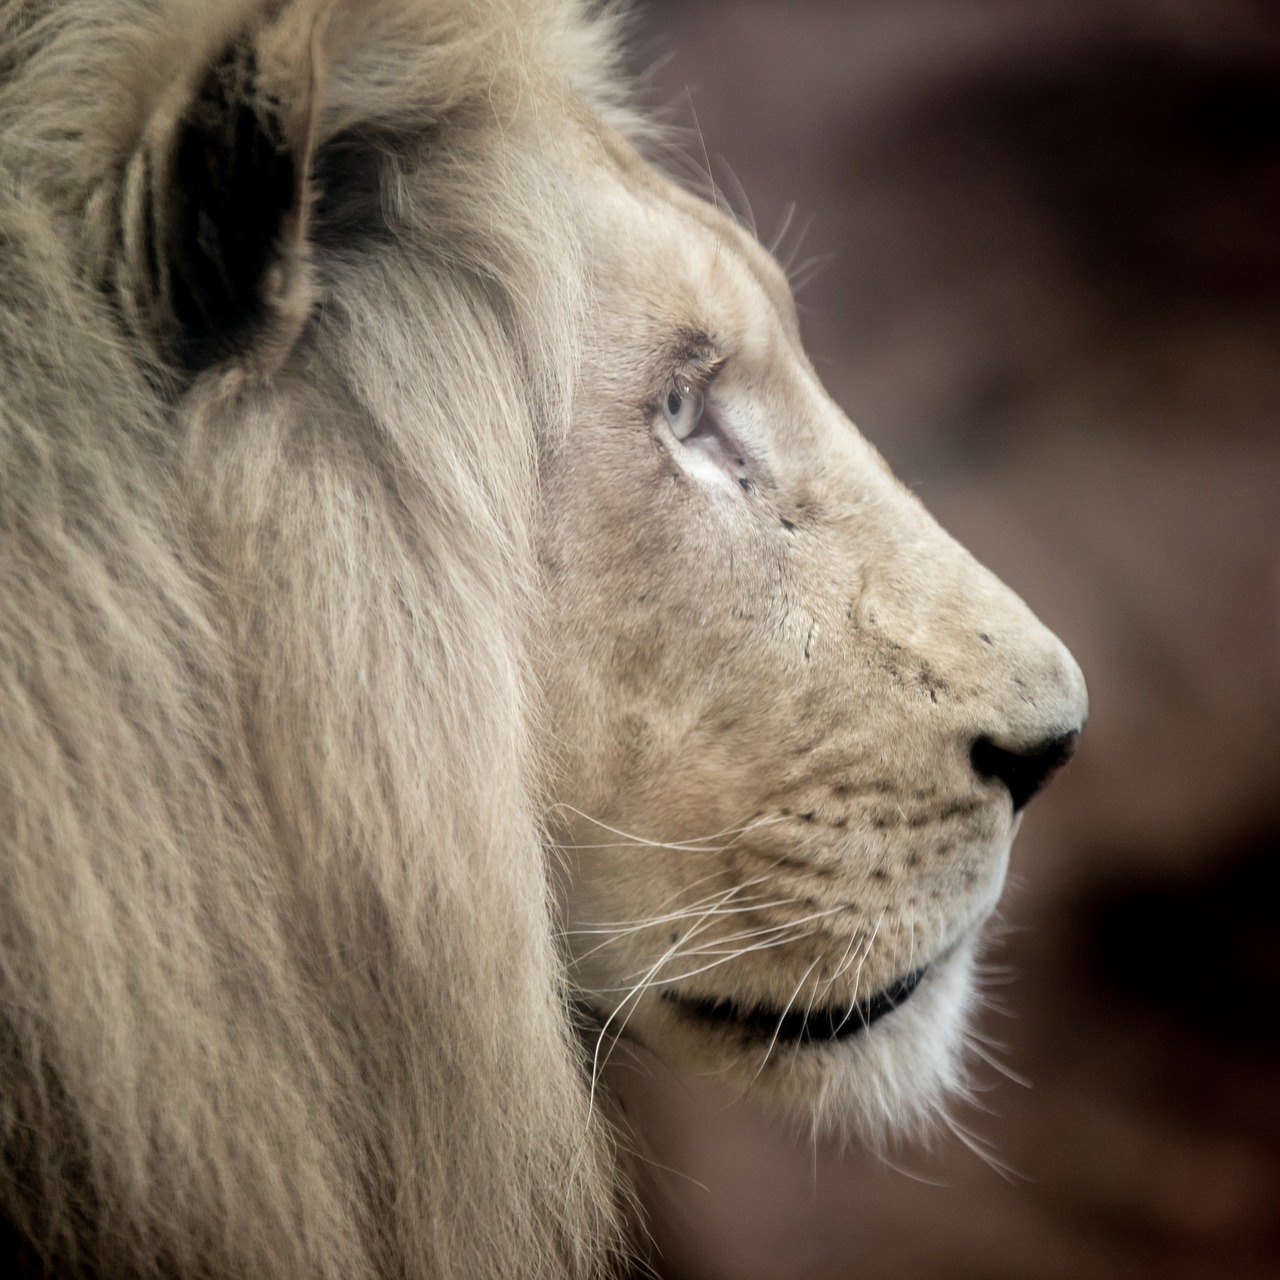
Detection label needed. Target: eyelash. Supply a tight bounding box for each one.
[655,353,724,418]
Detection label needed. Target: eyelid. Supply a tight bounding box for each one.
[691,354,727,387]
[662,354,725,407]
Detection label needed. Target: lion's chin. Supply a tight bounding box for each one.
[612,939,980,1142]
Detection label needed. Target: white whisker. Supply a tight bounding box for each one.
[768,201,797,257]
[605,930,816,990]
[550,803,784,854]
[938,1110,1023,1184]
[718,161,757,239]
[753,954,824,1079]
[577,910,805,971]
[833,909,885,1034]
[565,880,790,962]
[583,884,753,1111]
[963,1037,1031,1090]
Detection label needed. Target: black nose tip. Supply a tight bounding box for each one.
[970,730,1079,811]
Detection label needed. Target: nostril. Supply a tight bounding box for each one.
[970,730,1079,812]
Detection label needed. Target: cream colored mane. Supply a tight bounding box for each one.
[1,1,631,1275]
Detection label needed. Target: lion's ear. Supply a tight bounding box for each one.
[136,7,323,374]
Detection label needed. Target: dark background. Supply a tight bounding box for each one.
[622,2,1280,1276]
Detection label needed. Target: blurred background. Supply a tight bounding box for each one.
[615,2,1280,1276]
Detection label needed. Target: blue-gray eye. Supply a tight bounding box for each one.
[663,377,704,441]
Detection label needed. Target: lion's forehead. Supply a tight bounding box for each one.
[581,147,800,349]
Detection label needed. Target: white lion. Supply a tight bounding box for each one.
[0,1,1086,1276]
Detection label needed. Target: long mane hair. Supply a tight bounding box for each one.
[0,2,635,1274]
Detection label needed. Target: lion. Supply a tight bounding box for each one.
[0,0,1087,1276]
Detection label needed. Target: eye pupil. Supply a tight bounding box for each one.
[667,389,683,416]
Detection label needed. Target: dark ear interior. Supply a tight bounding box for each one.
[138,10,320,374]
[167,42,304,368]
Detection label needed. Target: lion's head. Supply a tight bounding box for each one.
[542,132,1086,1137]
[0,0,1084,1275]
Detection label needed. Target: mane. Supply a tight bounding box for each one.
[0,1,635,1275]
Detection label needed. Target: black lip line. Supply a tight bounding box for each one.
[663,967,927,1045]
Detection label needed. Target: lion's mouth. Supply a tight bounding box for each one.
[662,967,927,1046]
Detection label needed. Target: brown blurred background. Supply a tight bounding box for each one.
[617,2,1280,1276]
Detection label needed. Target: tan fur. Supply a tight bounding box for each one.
[0,2,631,1276]
[0,1,1085,1276]
[543,129,1088,1139]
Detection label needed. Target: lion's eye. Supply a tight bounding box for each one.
[663,378,705,441]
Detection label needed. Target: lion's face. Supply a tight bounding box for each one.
[541,133,1087,1133]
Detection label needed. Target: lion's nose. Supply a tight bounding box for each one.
[969,730,1079,811]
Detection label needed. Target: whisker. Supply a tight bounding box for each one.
[586,941,692,1117]
[971,989,1016,1019]
[753,954,824,1079]
[603,930,816,990]
[686,901,850,947]
[566,890,789,938]
[768,201,797,257]
[777,212,817,279]
[563,874,781,943]
[938,1110,1024,1184]
[971,964,1018,987]
[685,89,721,217]
[718,160,757,239]
[964,1026,1015,1053]
[672,922,812,955]
[582,885,854,1074]
[570,898,799,965]
[654,866,773,906]
[550,804,784,854]
[584,887,748,1109]
[786,249,835,297]
[963,1038,1031,1090]
[818,921,869,1001]
[863,1144,953,1188]
[626,868,771,928]
[832,909,885,1034]
[606,905,842,988]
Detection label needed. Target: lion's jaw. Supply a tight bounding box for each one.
[541,134,1088,1139]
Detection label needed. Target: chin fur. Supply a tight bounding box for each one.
[594,936,981,1150]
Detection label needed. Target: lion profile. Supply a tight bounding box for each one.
[0,1,1086,1277]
